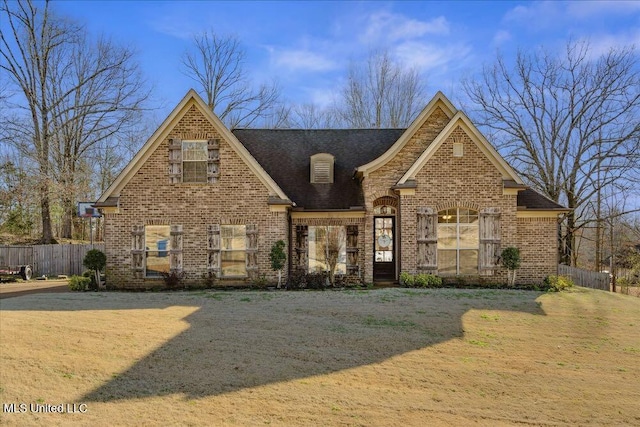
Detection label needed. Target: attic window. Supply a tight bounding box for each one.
[453,142,464,157]
[310,153,334,183]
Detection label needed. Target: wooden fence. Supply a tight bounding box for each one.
[558,264,610,291]
[0,244,105,277]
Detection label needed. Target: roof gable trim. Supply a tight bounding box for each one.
[398,112,524,185]
[356,91,457,177]
[98,89,289,203]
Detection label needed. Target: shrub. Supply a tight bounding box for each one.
[269,240,287,288]
[201,272,217,288]
[543,275,574,292]
[83,249,106,289]
[400,272,442,288]
[399,272,415,287]
[501,247,521,286]
[306,272,329,289]
[285,270,307,290]
[417,274,442,288]
[427,274,443,287]
[285,270,329,290]
[68,275,91,291]
[82,270,99,290]
[252,273,269,287]
[414,274,429,287]
[161,270,186,289]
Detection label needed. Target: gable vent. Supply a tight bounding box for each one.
[310,153,334,183]
[453,142,464,157]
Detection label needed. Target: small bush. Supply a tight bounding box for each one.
[161,270,186,289]
[285,270,330,290]
[82,270,99,290]
[252,273,269,287]
[400,272,442,288]
[306,272,329,289]
[414,274,429,287]
[201,272,217,288]
[399,272,415,287]
[543,275,574,292]
[68,275,91,291]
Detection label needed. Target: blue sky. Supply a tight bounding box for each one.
[46,0,640,116]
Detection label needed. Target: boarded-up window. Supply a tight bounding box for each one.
[417,208,438,271]
[346,225,359,275]
[169,225,183,273]
[131,225,145,278]
[295,225,308,271]
[246,224,259,276]
[207,225,221,277]
[479,208,501,275]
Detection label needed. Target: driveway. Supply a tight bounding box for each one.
[0,279,69,299]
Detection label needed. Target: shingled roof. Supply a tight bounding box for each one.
[517,188,567,211]
[233,129,405,210]
[233,128,567,212]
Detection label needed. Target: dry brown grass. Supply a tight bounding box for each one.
[1,287,639,426]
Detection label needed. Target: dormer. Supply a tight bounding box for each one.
[310,153,334,183]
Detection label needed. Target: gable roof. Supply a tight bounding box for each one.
[356,91,457,177]
[97,89,289,204]
[517,188,568,211]
[398,111,524,185]
[234,128,404,210]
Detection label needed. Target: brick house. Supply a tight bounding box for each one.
[95,89,567,289]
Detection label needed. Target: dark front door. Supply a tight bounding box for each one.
[373,216,396,282]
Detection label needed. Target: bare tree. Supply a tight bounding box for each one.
[336,50,427,128]
[317,226,346,286]
[289,102,335,129]
[181,31,281,129]
[48,34,149,238]
[1,0,75,242]
[462,40,640,265]
[1,0,149,241]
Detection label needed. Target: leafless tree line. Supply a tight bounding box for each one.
[1,1,638,274]
[1,0,150,242]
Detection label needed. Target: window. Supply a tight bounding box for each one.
[182,140,208,183]
[221,225,246,277]
[437,208,479,274]
[308,226,346,275]
[145,225,171,277]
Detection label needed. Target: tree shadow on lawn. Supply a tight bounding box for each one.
[2,289,546,401]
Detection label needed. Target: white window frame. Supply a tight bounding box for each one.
[220,225,247,278]
[145,225,171,278]
[437,208,479,275]
[182,140,208,183]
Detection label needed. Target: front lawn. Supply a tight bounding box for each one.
[1,288,639,426]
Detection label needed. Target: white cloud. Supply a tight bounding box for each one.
[361,11,450,44]
[492,30,512,46]
[269,48,339,73]
[503,1,563,30]
[394,41,471,72]
[581,29,640,57]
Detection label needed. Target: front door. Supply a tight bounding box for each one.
[373,216,395,281]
